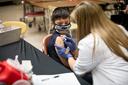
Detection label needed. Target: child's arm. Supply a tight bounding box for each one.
[55,36,69,67]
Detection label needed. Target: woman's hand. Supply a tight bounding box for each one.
[55,45,72,59]
[63,37,77,51]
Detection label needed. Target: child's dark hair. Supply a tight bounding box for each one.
[51,7,70,24]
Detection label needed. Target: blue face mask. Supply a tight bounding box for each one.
[54,24,71,31]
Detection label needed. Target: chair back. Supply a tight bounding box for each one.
[2,21,28,35]
[42,34,52,55]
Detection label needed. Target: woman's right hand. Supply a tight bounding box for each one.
[55,45,72,59]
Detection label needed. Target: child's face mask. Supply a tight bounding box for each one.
[55,24,71,31]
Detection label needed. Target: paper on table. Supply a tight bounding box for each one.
[32,72,80,85]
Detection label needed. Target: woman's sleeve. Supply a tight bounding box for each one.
[73,36,103,76]
[118,25,128,36]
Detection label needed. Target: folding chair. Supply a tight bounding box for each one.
[42,34,52,55]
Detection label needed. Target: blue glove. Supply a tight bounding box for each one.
[63,37,77,51]
[55,45,72,59]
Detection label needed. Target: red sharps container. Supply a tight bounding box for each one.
[0,60,28,85]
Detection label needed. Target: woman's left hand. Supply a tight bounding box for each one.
[63,37,77,51]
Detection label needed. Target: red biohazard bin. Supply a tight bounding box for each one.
[0,61,28,85]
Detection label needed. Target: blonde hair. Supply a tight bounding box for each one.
[71,1,128,61]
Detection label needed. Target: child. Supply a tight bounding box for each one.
[47,7,77,67]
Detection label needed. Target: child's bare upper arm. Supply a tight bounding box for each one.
[55,36,64,47]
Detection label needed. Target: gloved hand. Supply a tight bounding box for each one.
[55,45,72,59]
[63,37,77,51]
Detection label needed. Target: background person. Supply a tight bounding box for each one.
[55,1,128,85]
[112,0,128,31]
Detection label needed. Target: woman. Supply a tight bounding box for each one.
[55,1,128,85]
[47,7,77,67]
